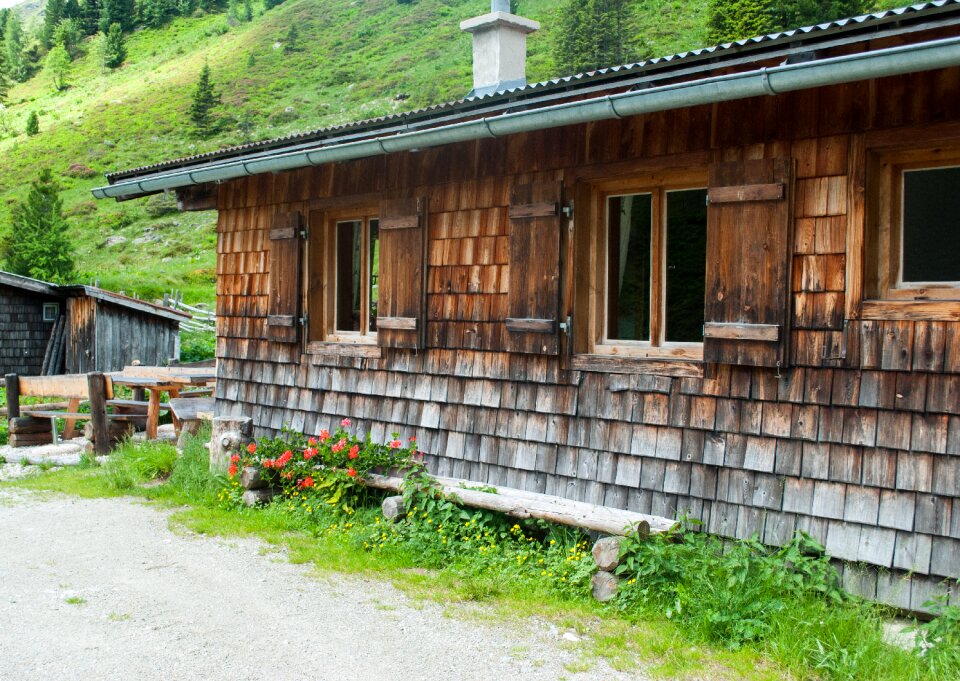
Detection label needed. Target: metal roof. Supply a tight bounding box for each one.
[104,1,960,184]
[0,270,190,323]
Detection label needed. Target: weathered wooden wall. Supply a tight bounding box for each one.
[93,301,179,372]
[213,64,960,611]
[65,297,180,373]
[0,284,58,376]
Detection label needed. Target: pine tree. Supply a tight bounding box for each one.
[707,0,869,44]
[242,0,252,22]
[188,63,221,137]
[80,0,103,36]
[283,24,298,53]
[25,110,39,135]
[100,0,134,32]
[4,12,26,83]
[102,23,126,68]
[1,169,76,283]
[63,0,82,21]
[552,0,646,75]
[42,0,67,49]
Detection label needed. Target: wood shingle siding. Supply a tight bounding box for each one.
[196,48,960,610]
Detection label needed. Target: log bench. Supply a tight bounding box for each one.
[5,372,118,454]
[168,396,215,445]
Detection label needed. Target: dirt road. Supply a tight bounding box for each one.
[0,488,639,681]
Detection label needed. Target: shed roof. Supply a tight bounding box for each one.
[95,1,960,199]
[0,270,190,323]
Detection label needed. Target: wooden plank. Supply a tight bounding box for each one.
[861,301,960,322]
[508,202,558,219]
[505,318,556,333]
[703,323,779,342]
[17,374,90,398]
[376,316,417,330]
[267,315,296,327]
[5,373,20,419]
[267,211,303,344]
[20,411,90,420]
[708,183,784,203]
[380,215,420,230]
[87,372,110,455]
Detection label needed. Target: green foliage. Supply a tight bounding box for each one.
[52,19,84,59]
[43,0,68,50]
[283,23,298,53]
[102,23,127,69]
[2,168,76,282]
[707,0,870,44]
[179,329,215,362]
[188,62,222,137]
[46,45,72,91]
[4,11,26,82]
[101,0,136,32]
[552,0,649,75]
[25,110,39,135]
[100,437,179,489]
[914,592,960,676]
[81,0,104,36]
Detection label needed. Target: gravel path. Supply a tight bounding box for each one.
[0,489,643,681]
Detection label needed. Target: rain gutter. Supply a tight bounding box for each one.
[92,35,960,200]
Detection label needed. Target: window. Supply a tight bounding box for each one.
[589,175,708,359]
[308,209,380,345]
[42,302,59,322]
[868,145,960,301]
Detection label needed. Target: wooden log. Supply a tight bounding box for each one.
[591,571,619,602]
[242,488,276,507]
[1,402,69,418]
[8,417,55,435]
[382,495,407,521]
[9,433,54,447]
[176,419,203,450]
[87,372,111,455]
[364,473,673,536]
[592,536,625,572]
[240,466,268,490]
[5,374,20,419]
[210,416,253,474]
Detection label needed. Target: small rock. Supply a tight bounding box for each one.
[103,235,127,247]
[242,488,276,507]
[562,631,582,642]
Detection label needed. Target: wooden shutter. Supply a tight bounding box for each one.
[703,158,795,368]
[378,197,427,349]
[267,211,303,344]
[506,180,562,355]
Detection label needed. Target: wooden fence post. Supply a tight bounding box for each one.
[210,416,253,474]
[86,372,110,455]
[5,374,20,419]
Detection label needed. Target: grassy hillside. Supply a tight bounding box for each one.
[5,0,883,304]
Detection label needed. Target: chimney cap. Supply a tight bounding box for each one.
[460,11,540,34]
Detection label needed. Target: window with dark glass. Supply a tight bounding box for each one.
[605,187,707,347]
[333,216,379,337]
[901,166,960,285]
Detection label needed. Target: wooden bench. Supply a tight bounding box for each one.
[5,373,116,453]
[168,396,215,443]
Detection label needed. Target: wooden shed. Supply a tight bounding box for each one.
[0,271,189,375]
[94,2,960,611]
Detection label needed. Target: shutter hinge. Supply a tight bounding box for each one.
[559,315,572,335]
[562,200,574,220]
[299,228,308,239]
[299,314,308,327]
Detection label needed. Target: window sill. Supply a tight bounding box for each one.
[571,354,703,377]
[861,299,960,322]
[304,341,382,359]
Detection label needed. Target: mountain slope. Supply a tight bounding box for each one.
[0,0,721,303]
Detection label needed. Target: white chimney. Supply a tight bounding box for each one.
[460,1,540,97]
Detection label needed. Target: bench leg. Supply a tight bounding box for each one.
[146,390,160,440]
[168,387,182,435]
[62,398,81,440]
[50,417,59,445]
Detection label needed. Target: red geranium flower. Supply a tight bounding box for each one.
[347,468,357,477]
[348,445,360,460]
[341,418,351,427]
[319,429,330,442]
[308,437,317,447]
[300,476,314,488]
[332,438,346,454]
[246,442,257,454]
[230,453,240,463]
[228,463,237,477]
[390,439,402,449]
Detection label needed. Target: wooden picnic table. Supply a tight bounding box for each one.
[110,371,216,440]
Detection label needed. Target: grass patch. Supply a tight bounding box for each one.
[6,427,959,680]
[64,596,87,606]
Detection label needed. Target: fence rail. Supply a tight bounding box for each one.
[164,290,215,333]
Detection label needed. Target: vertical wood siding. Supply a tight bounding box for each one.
[214,66,960,612]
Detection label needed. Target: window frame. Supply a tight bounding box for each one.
[867,143,960,303]
[306,205,381,352]
[586,170,709,362]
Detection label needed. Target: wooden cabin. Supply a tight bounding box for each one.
[94,2,960,611]
[0,271,189,375]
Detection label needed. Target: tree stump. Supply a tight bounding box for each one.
[242,488,276,507]
[210,416,253,474]
[591,571,619,602]
[592,536,624,572]
[240,466,267,490]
